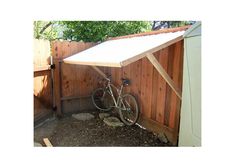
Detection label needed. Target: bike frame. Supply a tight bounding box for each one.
[103,79,126,110]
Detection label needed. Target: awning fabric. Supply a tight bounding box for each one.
[63,31,185,67]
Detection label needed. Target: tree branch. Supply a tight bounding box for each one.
[40,22,52,34]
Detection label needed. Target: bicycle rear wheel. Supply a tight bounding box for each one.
[119,94,139,126]
[91,88,113,111]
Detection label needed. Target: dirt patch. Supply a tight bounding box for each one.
[34,111,173,147]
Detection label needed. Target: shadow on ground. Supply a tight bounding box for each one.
[34,111,172,147]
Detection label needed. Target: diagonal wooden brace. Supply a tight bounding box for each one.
[91,66,107,79]
[146,53,182,100]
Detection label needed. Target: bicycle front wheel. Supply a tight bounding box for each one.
[91,88,113,111]
[119,94,139,126]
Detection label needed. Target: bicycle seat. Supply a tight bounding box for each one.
[121,78,130,86]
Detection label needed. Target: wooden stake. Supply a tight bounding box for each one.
[43,138,53,147]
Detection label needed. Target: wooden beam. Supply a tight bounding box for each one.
[91,66,107,79]
[146,53,182,100]
[34,65,51,72]
[43,138,53,147]
[34,69,50,77]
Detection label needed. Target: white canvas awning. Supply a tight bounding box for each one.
[63,31,185,67]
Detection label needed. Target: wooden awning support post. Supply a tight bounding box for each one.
[91,66,107,79]
[146,53,182,100]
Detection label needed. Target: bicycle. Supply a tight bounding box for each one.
[91,76,139,126]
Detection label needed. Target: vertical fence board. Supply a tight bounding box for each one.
[169,41,182,128]
[34,39,52,120]
[172,40,184,142]
[140,57,153,118]
[156,48,169,124]
[164,44,175,126]
[151,52,160,121]
[122,63,131,93]
[34,39,51,67]
[129,60,142,105]
[111,67,122,86]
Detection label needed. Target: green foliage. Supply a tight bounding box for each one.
[60,21,152,42]
[34,21,193,42]
[152,21,195,30]
[167,21,192,27]
[33,21,58,41]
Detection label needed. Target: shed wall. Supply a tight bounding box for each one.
[179,22,201,146]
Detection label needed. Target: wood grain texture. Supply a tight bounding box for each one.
[164,44,175,126]
[129,60,142,105]
[146,52,182,99]
[34,39,52,120]
[51,41,97,114]
[172,40,184,143]
[151,52,159,121]
[169,41,183,129]
[122,63,131,93]
[54,60,62,116]
[33,39,51,67]
[156,48,169,124]
[140,57,153,118]
[34,71,52,107]
[111,67,122,87]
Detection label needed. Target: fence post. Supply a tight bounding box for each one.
[51,41,62,117]
[53,58,62,116]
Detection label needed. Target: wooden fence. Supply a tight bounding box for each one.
[51,41,99,114]
[110,40,183,144]
[34,39,52,120]
[34,39,183,145]
[34,40,98,120]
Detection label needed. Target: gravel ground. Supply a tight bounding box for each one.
[34,111,172,147]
